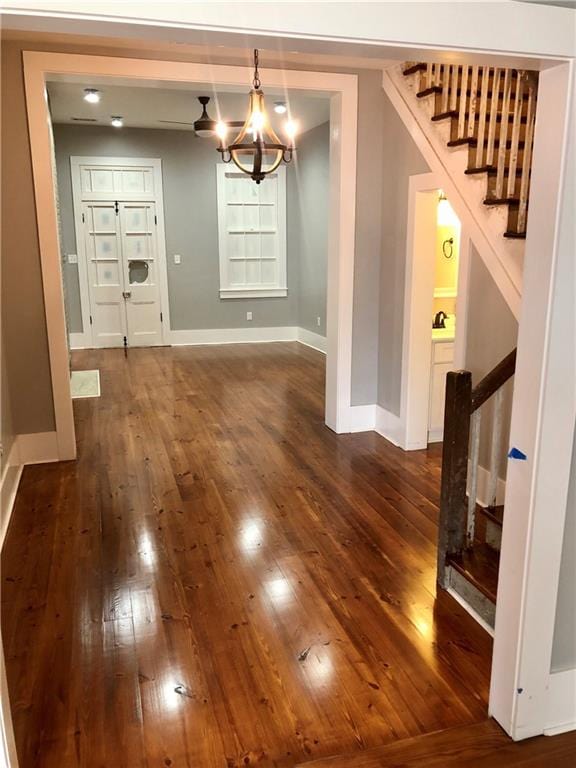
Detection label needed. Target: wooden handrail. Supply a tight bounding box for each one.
[437,348,517,587]
[471,348,517,412]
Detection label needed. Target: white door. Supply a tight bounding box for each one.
[83,202,127,348]
[82,201,163,348]
[71,157,169,349]
[119,202,163,347]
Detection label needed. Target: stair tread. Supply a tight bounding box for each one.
[296,718,576,767]
[447,543,500,603]
[504,230,527,239]
[484,197,520,206]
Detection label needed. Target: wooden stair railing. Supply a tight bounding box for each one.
[437,348,517,591]
[403,62,538,239]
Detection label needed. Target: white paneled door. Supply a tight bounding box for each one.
[71,157,169,348]
[82,201,163,347]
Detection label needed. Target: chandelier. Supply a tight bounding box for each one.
[215,50,296,184]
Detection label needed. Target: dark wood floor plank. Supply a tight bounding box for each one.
[1,343,569,766]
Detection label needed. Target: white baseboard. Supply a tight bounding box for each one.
[545,668,576,736]
[17,432,59,465]
[375,406,404,447]
[428,427,444,444]
[296,327,327,353]
[69,331,91,350]
[1,440,23,549]
[468,460,507,507]
[1,431,59,549]
[345,405,405,446]
[348,404,377,432]
[169,326,299,346]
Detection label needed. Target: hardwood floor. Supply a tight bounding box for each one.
[1,343,570,766]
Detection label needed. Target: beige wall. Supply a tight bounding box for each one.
[2,40,55,435]
[0,34,415,433]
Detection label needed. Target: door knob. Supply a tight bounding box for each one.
[122,291,132,299]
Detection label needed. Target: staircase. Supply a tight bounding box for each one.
[437,349,516,627]
[402,62,538,240]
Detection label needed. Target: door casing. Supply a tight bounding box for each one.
[69,155,170,348]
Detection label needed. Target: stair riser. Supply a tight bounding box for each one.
[448,566,496,628]
[485,519,502,551]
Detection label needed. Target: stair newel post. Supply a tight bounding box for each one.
[437,370,472,589]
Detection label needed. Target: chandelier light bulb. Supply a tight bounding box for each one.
[285,120,298,142]
[216,121,228,143]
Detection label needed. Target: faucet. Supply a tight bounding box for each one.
[433,311,448,329]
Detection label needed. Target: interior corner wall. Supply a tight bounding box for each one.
[551,421,576,673]
[465,244,518,479]
[377,88,430,415]
[287,121,329,338]
[54,124,302,332]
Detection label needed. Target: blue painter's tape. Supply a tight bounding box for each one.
[508,447,527,461]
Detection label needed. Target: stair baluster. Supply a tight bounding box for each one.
[402,61,538,238]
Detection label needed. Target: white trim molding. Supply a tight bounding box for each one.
[1,441,23,550]
[219,288,288,299]
[1,431,59,550]
[169,326,327,351]
[348,404,377,433]
[23,51,358,450]
[297,327,327,354]
[375,406,404,447]
[16,432,59,465]
[170,326,299,346]
[545,669,576,736]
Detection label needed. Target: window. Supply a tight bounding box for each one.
[216,165,287,299]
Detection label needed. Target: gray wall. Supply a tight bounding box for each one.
[377,90,430,414]
[466,244,518,477]
[55,120,330,337]
[552,424,576,673]
[289,122,330,336]
[55,125,298,332]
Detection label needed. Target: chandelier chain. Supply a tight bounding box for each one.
[253,49,261,90]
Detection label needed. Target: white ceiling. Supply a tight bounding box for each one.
[47,81,331,134]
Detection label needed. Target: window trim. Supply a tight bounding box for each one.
[216,164,287,299]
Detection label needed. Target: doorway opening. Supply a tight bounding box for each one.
[401,173,469,451]
[29,54,356,457]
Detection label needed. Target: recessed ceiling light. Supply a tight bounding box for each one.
[110,116,123,128]
[83,88,100,104]
[274,101,287,114]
